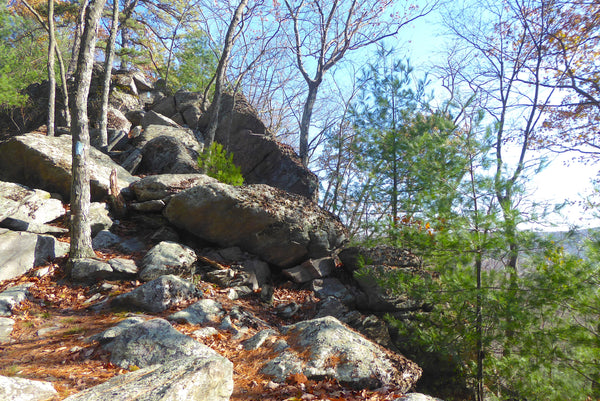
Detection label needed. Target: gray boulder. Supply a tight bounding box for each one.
[0,228,69,280]
[0,181,65,225]
[130,174,217,202]
[148,100,177,123]
[164,182,348,268]
[132,125,203,175]
[282,257,336,283]
[139,241,197,282]
[89,202,113,236]
[101,318,219,369]
[197,93,317,199]
[69,258,114,283]
[69,258,136,283]
[108,258,138,277]
[0,283,34,316]
[64,356,233,401]
[134,124,200,151]
[139,135,202,174]
[310,278,356,306]
[87,317,147,344]
[260,316,421,391]
[92,230,121,250]
[226,130,319,201]
[110,275,199,313]
[0,375,57,401]
[0,133,138,201]
[168,299,224,325]
[0,218,68,236]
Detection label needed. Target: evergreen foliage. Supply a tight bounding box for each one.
[0,2,46,107]
[170,30,217,93]
[197,142,244,186]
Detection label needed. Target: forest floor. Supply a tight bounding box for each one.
[0,224,411,401]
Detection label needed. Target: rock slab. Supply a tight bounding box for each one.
[0,133,137,201]
[0,375,57,401]
[0,228,69,281]
[164,181,348,268]
[63,356,233,401]
[260,316,422,391]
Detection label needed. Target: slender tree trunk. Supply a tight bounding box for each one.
[475,251,484,401]
[205,0,249,149]
[70,0,107,261]
[68,0,90,76]
[57,45,71,129]
[47,0,56,137]
[98,0,120,150]
[299,82,319,166]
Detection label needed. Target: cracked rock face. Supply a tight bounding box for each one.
[164,182,348,268]
[0,134,137,201]
[64,356,233,401]
[259,316,422,391]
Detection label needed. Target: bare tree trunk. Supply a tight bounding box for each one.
[299,82,318,167]
[204,0,249,149]
[68,0,90,76]
[22,0,70,129]
[47,0,56,137]
[98,0,120,150]
[70,0,107,261]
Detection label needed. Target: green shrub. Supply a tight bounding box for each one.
[198,142,244,186]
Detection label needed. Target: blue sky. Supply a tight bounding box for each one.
[396,7,600,231]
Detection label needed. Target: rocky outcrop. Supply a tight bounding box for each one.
[0,181,65,225]
[195,93,317,200]
[257,316,422,391]
[98,318,220,369]
[164,181,348,268]
[0,229,69,281]
[138,241,197,282]
[0,375,58,401]
[130,174,217,202]
[0,133,138,201]
[63,356,233,401]
[0,283,32,316]
[168,299,224,325]
[110,275,199,313]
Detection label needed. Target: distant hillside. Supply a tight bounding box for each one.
[534,227,600,259]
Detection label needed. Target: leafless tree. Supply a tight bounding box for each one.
[282,0,437,166]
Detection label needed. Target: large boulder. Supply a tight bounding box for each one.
[164,181,348,268]
[110,275,199,313]
[0,133,138,201]
[0,229,69,281]
[0,375,58,401]
[197,92,268,138]
[258,316,421,391]
[225,129,319,201]
[131,124,203,175]
[0,181,65,225]
[130,174,218,202]
[63,356,233,401]
[196,93,318,200]
[138,241,197,282]
[99,318,219,369]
